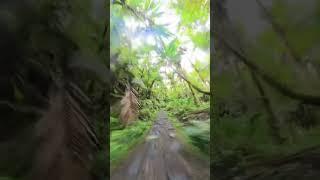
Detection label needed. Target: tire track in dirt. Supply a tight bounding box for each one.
[111,111,209,180]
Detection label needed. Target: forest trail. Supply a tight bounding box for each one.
[111,111,210,180]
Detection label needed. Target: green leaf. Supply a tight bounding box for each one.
[163,39,180,60]
[189,31,210,50]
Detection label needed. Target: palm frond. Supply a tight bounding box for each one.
[31,88,99,180]
[120,87,139,126]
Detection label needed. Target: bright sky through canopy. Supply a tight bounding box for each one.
[123,0,210,73]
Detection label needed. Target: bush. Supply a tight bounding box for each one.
[184,120,210,154]
[110,120,152,166]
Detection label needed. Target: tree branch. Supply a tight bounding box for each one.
[188,57,209,86]
[219,36,320,106]
[174,69,210,95]
[255,0,302,63]
[112,0,154,25]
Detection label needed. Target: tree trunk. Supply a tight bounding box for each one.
[186,82,199,105]
[250,70,285,144]
[146,80,155,99]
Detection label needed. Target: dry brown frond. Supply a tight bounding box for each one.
[31,88,99,180]
[120,87,139,126]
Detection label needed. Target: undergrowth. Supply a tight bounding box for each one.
[110,119,152,168]
[168,112,210,159]
[213,114,320,157]
[164,97,210,155]
[110,102,157,169]
[212,114,320,178]
[165,98,209,118]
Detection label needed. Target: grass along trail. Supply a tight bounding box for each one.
[110,111,209,180]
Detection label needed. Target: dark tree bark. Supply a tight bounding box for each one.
[219,37,320,106]
[250,70,285,144]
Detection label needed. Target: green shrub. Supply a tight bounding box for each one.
[110,116,123,130]
[110,120,152,167]
[184,120,210,154]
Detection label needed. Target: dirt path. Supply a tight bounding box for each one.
[111,111,210,180]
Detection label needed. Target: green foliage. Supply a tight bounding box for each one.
[139,99,159,119]
[171,0,209,26]
[213,1,320,178]
[164,95,210,156]
[162,38,180,61]
[168,114,209,160]
[189,31,210,50]
[110,0,210,171]
[212,115,320,175]
[184,120,210,154]
[110,116,123,130]
[165,96,209,116]
[110,98,158,165]
[110,119,152,167]
[166,98,194,116]
[149,25,172,38]
[126,0,144,7]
